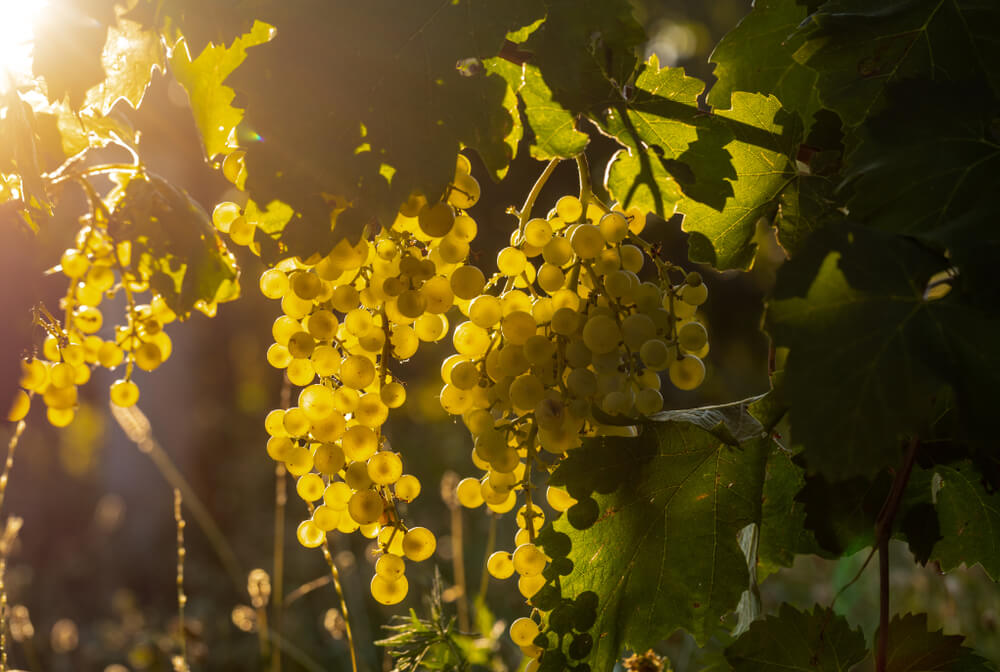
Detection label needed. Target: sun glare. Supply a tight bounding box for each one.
[0,0,49,91]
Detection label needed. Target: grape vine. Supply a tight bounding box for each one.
[1,0,998,670]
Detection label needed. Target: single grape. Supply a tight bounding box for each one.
[486,551,515,579]
[370,574,408,605]
[401,526,436,562]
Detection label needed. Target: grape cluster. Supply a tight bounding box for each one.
[233,156,485,604]
[441,191,709,661]
[10,219,178,426]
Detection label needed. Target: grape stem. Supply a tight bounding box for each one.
[506,158,561,293]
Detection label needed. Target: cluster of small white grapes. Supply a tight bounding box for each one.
[220,155,486,605]
[10,221,176,427]
[440,192,709,662]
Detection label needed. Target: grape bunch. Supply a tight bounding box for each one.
[233,156,485,604]
[11,207,181,427]
[440,190,710,662]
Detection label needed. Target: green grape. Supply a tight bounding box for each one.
[20,359,49,391]
[312,413,346,442]
[582,315,620,354]
[635,388,664,415]
[401,526,436,562]
[497,247,527,277]
[266,436,294,461]
[418,202,455,238]
[420,276,454,314]
[537,263,565,294]
[542,237,573,266]
[344,308,374,336]
[509,374,544,412]
[599,211,629,243]
[313,442,346,474]
[570,224,605,259]
[355,394,389,427]
[380,381,406,408]
[415,313,448,342]
[678,321,708,352]
[323,481,352,509]
[342,425,378,461]
[619,244,644,273]
[340,355,376,389]
[500,311,536,346]
[299,384,335,421]
[311,345,341,376]
[512,543,546,576]
[50,362,75,388]
[296,520,325,548]
[375,553,406,581]
[212,201,241,232]
[449,265,486,300]
[133,342,163,371]
[452,321,491,358]
[110,379,139,407]
[546,486,577,512]
[449,361,479,390]
[440,384,474,415]
[283,407,311,436]
[639,339,672,371]
[8,389,30,422]
[307,310,339,340]
[555,195,583,222]
[509,617,540,647]
[296,473,325,501]
[264,410,287,436]
[333,388,360,414]
[394,474,420,502]
[486,551,515,579]
[287,332,316,359]
[272,316,301,346]
[358,327,386,353]
[681,282,709,306]
[378,526,405,555]
[522,334,556,365]
[370,574,408,605]
[469,295,502,328]
[222,150,246,186]
[515,504,544,531]
[669,354,705,390]
[285,445,314,476]
[312,505,341,532]
[437,235,470,264]
[348,490,384,525]
[456,477,484,508]
[229,216,256,246]
[74,306,103,334]
[449,172,480,209]
[367,451,403,485]
[266,343,292,369]
[518,574,545,599]
[622,313,656,350]
[390,325,419,359]
[331,285,360,313]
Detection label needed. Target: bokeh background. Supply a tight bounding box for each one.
[1,2,997,670]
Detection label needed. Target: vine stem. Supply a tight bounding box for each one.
[307,499,358,672]
[0,420,27,519]
[173,489,188,669]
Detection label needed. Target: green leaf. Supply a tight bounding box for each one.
[84,16,164,114]
[707,0,822,126]
[481,59,524,179]
[521,0,645,114]
[170,20,274,160]
[489,59,589,160]
[599,56,703,217]
[850,613,994,671]
[549,402,771,670]
[226,0,542,253]
[758,447,819,576]
[677,92,802,269]
[725,603,867,671]
[928,461,1000,580]
[766,225,1000,480]
[32,0,116,108]
[796,0,1000,127]
[842,81,1000,236]
[108,175,240,317]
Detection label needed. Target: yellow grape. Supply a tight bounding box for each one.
[7,390,30,422]
[401,526,436,562]
[669,354,706,391]
[348,490,384,525]
[486,551,515,579]
[393,474,421,502]
[518,574,545,599]
[296,473,325,501]
[456,477,484,508]
[110,379,139,407]
[370,574,408,605]
[367,451,403,485]
[296,520,325,548]
[512,543,546,576]
[509,617,540,647]
[375,553,405,581]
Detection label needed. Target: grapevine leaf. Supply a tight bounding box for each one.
[84,16,165,114]
[488,59,589,160]
[169,20,275,160]
[766,225,1000,480]
[842,80,1000,236]
[549,402,770,670]
[108,175,240,317]
[927,461,1000,580]
[32,0,117,108]
[520,0,645,114]
[0,93,54,228]
[677,92,801,270]
[850,613,994,671]
[481,59,524,179]
[599,56,703,218]
[796,0,1000,127]
[707,0,822,126]
[126,0,261,56]
[725,603,867,671]
[758,448,820,576]
[226,0,542,254]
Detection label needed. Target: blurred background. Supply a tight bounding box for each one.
[1,1,997,670]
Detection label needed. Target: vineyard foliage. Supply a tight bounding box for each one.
[1,0,999,669]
